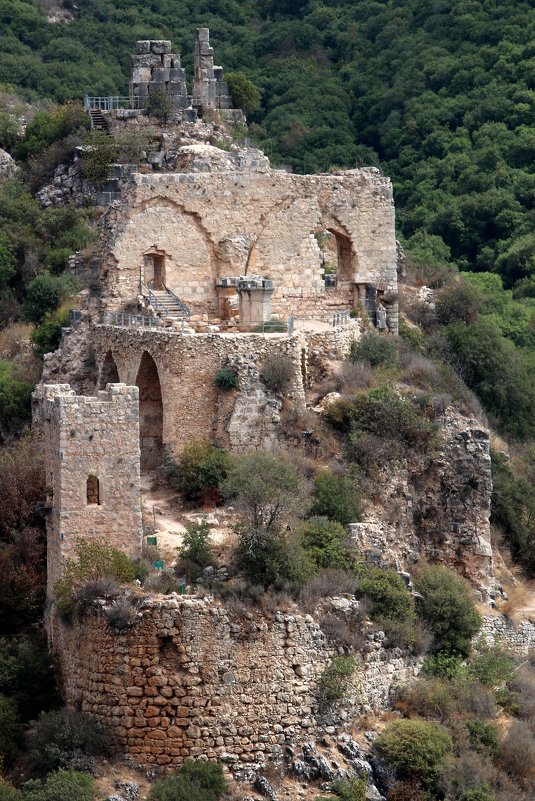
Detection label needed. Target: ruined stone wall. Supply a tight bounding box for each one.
[349,409,495,599]
[100,168,397,322]
[49,595,421,773]
[35,383,143,595]
[480,615,535,655]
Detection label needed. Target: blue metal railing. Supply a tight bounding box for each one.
[84,95,143,112]
[332,310,350,327]
[163,284,191,318]
[101,311,189,332]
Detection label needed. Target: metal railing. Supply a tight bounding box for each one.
[163,284,190,318]
[84,95,144,112]
[332,310,350,327]
[101,311,189,332]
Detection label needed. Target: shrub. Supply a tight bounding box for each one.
[301,517,353,570]
[466,720,500,756]
[435,280,481,325]
[169,441,231,506]
[0,695,19,769]
[0,633,60,722]
[318,655,355,704]
[469,646,515,687]
[22,770,97,801]
[147,87,174,124]
[224,451,310,531]
[22,274,77,325]
[80,131,118,183]
[260,354,295,392]
[104,596,138,631]
[310,471,362,525]
[28,708,107,775]
[0,360,33,436]
[319,612,364,650]
[332,776,366,801]
[414,566,482,656]
[180,522,213,568]
[0,781,21,801]
[53,539,136,618]
[422,653,466,680]
[236,527,313,590]
[355,564,415,623]
[298,569,357,613]
[31,305,71,357]
[350,333,398,368]
[226,72,262,115]
[374,719,452,786]
[144,571,181,595]
[148,759,226,801]
[499,719,535,780]
[213,367,239,391]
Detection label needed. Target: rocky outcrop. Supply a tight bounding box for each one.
[350,408,495,600]
[0,148,18,181]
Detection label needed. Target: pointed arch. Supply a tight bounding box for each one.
[99,350,120,389]
[135,352,164,471]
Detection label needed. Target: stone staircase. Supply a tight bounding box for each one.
[89,109,109,132]
[149,289,190,320]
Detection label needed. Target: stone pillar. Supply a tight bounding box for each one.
[237,277,274,327]
[216,280,239,320]
[193,28,233,112]
[130,40,188,112]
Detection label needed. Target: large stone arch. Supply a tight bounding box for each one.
[111,198,219,314]
[135,351,164,471]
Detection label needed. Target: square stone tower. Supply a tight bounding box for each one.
[37,383,143,597]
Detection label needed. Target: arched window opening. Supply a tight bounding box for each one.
[135,351,164,471]
[87,475,100,505]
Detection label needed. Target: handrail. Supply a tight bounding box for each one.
[139,282,165,316]
[163,284,190,318]
[101,311,188,332]
[84,95,144,111]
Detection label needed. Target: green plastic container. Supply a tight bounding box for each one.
[147,536,157,546]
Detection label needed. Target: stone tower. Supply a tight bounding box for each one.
[130,39,189,111]
[37,383,143,597]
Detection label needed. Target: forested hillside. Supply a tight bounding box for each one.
[3,0,535,284]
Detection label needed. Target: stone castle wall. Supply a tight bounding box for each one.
[35,383,143,595]
[49,595,421,773]
[480,614,535,655]
[100,168,397,324]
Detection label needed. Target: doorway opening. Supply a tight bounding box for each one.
[135,352,164,471]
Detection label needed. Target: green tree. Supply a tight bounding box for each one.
[354,564,415,623]
[170,441,231,506]
[22,274,77,325]
[226,72,262,115]
[147,88,174,124]
[310,471,362,526]
[301,517,353,570]
[415,566,482,656]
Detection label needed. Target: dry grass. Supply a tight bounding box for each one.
[0,323,33,359]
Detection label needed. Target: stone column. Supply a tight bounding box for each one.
[237,278,274,327]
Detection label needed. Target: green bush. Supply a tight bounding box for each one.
[180,522,213,568]
[318,655,355,704]
[421,653,466,680]
[0,634,60,722]
[80,131,118,183]
[170,441,231,506]
[31,305,71,357]
[28,708,107,775]
[21,770,97,801]
[466,720,500,756]
[490,450,535,571]
[213,368,239,391]
[374,719,452,786]
[147,87,174,124]
[236,527,313,590]
[0,360,33,436]
[53,539,136,618]
[350,333,399,368]
[310,471,362,525]
[22,274,77,325]
[0,782,21,801]
[148,759,226,801]
[435,281,481,325]
[414,566,482,656]
[301,517,353,570]
[355,564,415,623]
[226,72,262,115]
[469,645,515,687]
[331,776,366,801]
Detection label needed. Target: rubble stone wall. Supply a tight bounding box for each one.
[49,596,421,773]
[35,383,143,596]
[101,168,397,323]
[480,615,535,655]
